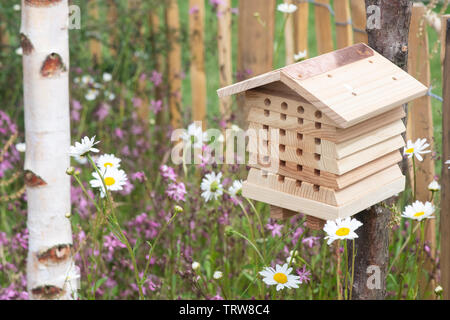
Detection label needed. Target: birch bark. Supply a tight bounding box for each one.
[21,0,78,300]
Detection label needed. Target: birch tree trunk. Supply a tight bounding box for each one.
[348,0,413,300]
[21,0,78,300]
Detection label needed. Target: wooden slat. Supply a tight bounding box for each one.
[107,0,118,57]
[217,0,233,118]
[441,15,450,69]
[166,0,182,128]
[441,16,450,301]
[314,0,334,54]
[293,0,309,58]
[334,0,353,49]
[189,0,207,127]
[284,0,295,65]
[89,0,102,64]
[350,0,368,44]
[270,205,298,220]
[243,165,405,220]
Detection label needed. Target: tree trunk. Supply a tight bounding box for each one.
[21,0,78,300]
[348,0,413,300]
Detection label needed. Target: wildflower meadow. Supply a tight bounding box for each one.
[0,0,450,306]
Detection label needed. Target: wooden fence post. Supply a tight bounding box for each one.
[441,16,450,302]
[335,0,354,48]
[348,0,413,300]
[89,0,102,64]
[189,0,207,127]
[284,0,295,65]
[441,14,450,73]
[314,0,334,54]
[350,0,368,44]
[107,0,118,58]
[407,3,436,297]
[294,0,309,58]
[237,0,276,127]
[217,0,233,119]
[166,0,182,129]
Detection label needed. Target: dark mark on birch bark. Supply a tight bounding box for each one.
[20,33,34,55]
[31,285,64,299]
[37,244,72,264]
[40,53,66,78]
[25,0,63,7]
[24,170,47,187]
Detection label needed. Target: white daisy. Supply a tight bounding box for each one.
[103,72,112,82]
[213,271,223,280]
[228,180,243,198]
[69,136,100,157]
[401,200,435,221]
[73,155,88,165]
[277,3,297,13]
[15,47,23,56]
[181,122,205,148]
[96,154,121,170]
[294,50,307,61]
[286,250,298,264]
[13,4,21,11]
[81,75,94,85]
[89,167,127,198]
[15,142,26,153]
[428,180,440,192]
[200,172,223,202]
[446,159,450,169]
[85,88,99,101]
[404,138,431,161]
[323,217,363,245]
[105,90,116,101]
[259,263,301,291]
[192,261,200,271]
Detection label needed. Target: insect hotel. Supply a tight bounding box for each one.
[217,44,428,227]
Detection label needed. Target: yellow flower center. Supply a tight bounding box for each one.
[104,177,115,186]
[414,211,425,217]
[104,162,113,168]
[336,227,350,236]
[406,147,415,154]
[273,273,288,284]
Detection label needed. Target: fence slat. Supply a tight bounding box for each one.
[189,0,207,127]
[334,0,353,48]
[441,16,450,302]
[350,0,368,44]
[107,0,118,57]
[407,3,436,297]
[294,0,309,58]
[284,0,295,65]
[217,0,233,119]
[314,0,334,54]
[441,15,450,72]
[237,0,276,127]
[89,0,102,64]
[166,0,182,129]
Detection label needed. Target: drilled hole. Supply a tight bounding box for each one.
[280,160,286,167]
[315,111,322,119]
[296,180,302,187]
[314,153,321,161]
[297,133,303,140]
[313,185,320,192]
[280,129,286,136]
[315,138,321,145]
[263,124,269,130]
[281,102,288,110]
[297,106,304,114]
[264,140,269,146]
[298,74,302,78]
[314,169,321,176]
[297,165,303,172]
[315,122,322,129]
[298,118,304,125]
[264,110,270,117]
[369,60,373,64]
[264,98,271,106]
[262,170,268,178]
[280,113,287,120]
[278,175,285,183]
[327,74,332,78]
[279,144,286,152]
[297,149,303,156]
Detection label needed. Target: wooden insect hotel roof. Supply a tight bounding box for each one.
[217,44,428,221]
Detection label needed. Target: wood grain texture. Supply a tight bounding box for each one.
[334,0,354,48]
[89,0,102,64]
[284,0,295,65]
[314,0,334,54]
[217,0,233,118]
[166,0,182,129]
[189,0,207,127]
[441,17,450,301]
[350,0,368,44]
[293,0,309,58]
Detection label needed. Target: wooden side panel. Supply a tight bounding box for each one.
[314,0,334,54]
[189,0,207,126]
[334,0,353,49]
[270,205,298,220]
[350,0,368,44]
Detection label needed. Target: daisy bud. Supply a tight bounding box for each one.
[224,226,235,237]
[66,167,75,176]
[174,205,184,214]
[213,271,223,280]
[428,180,440,192]
[435,285,443,295]
[192,261,200,271]
[65,212,71,219]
